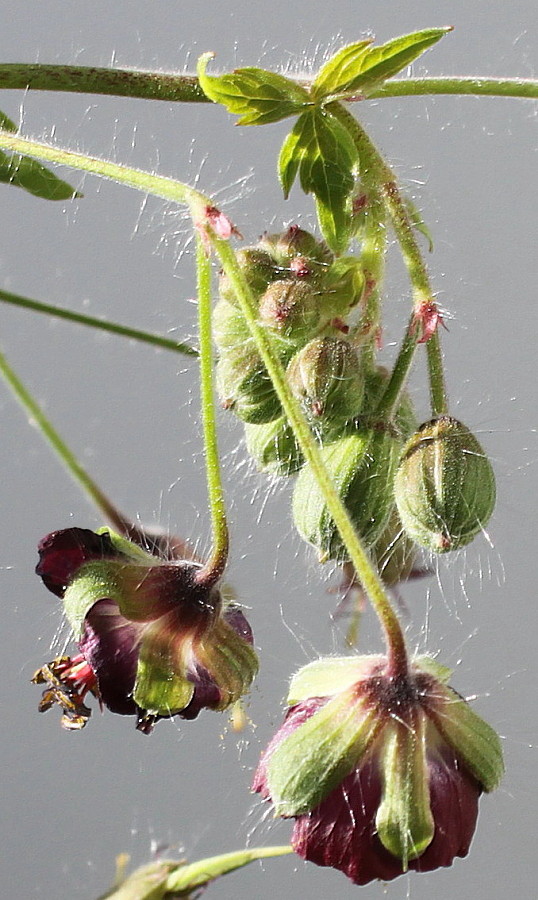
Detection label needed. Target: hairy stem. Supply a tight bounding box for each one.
[194,235,229,586]
[0,64,536,103]
[0,287,197,356]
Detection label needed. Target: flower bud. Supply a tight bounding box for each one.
[244,416,304,477]
[292,426,400,561]
[253,654,503,886]
[319,256,365,319]
[286,337,364,435]
[259,280,321,346]
[218,246,279,307]
[259,225,333,268]
[213,298,251,352]
[394,416,496,553]
[216,344,282,424]
[33,527,258,733]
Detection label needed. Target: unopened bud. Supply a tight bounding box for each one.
[394,416,496,553]
[259,225,333,268]
[216,345,282,424]
[219,247,279,307]
[259,280,321,345]
[292,427,400,561]
[244,417,304,477]
[286,337,364,435]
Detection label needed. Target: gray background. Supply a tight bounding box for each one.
[0,2,536,898]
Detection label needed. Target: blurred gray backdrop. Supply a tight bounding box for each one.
[1,2,536,898]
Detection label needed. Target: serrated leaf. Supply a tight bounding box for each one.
[278,108,358,253]
[311,40,373,100]
[0,151,80,200]
[197,53,309,125]
[313,28,452,101]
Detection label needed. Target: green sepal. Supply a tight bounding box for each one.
[197,54,309,125]
[0,150,81,200]
[165,847,292,895]
[133,639,194,716]
[195,616,259,710]
[96,527,157,563]
[62,560,142,637]
[278,108,358,254]
[412,655,452,684]
[287,654,385,705]
[267,687,382,816]
[427,684,504,792]
[376,716,434,866]
[312,29,452,101]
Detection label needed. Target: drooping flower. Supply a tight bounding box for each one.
[253,654,503,886]
[33,527,258,733]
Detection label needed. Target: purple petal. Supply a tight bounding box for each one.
[79,599,140,715]
[223,605,254,645]
[36,528,117,598]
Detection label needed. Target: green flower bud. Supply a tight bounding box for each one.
[259,279,321,345]
[258,225,333,268]
[292,427,401,561]
[216,345,282,424]
[394,416,496,553]
[319,256,365,318]
[244,416,304,477]
[286,337,364,435]
[212,299,251,352]
[219,246,279,307]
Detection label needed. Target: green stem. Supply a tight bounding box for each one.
[0,131,207,215]
[194,234,229,586]
[0,64,536,102]
[165,845,293,893]
[375,319,418,422]
[0,345,135,533]
[354,182,387,360]
[426,330,448,416]
[331,103,449,417]
[0,287,198,357]
[213,236,409,676]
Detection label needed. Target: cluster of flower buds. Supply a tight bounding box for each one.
[32,527,258,733]
[253,653,503,886]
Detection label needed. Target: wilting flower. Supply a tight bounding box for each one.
[253,654,503,886]
[33,527,258,733]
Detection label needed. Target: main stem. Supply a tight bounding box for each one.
[194,235,229,586]
[0,64,536,102]
[213,237,409,676]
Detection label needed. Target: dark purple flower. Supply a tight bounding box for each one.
[253,654,503,886]
[33,527,258,733]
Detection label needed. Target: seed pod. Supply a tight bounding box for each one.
[292,427,401,562]
[218,247,279,307]
[244,416,304,477]
[362,366,418,438]
[286,337,364,436]
[259,280,321,346]
[216,345,282,424]
[394,416,496,553]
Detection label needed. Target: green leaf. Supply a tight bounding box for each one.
[312,28,452,101]
[197,53,309,125]
[278,108,358,253]
[311,40,373,100]
[0,109,17,132]
[0,151,80,200]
